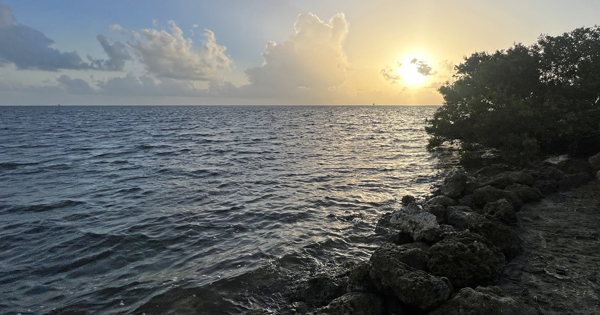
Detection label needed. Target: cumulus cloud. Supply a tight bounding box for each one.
[109,24,126,34]
[0,2,93,71]
[128,21,231,80]
[242,13,349,96]
[57,75,95,94]
[381,62,402,84]
[410,58,436,76]
[95,35,132,71]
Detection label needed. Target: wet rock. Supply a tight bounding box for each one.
[428,286,537,315]
[558,172,592,191]
[482,199,516,225]
[347,262,375,293]
[428,230,505,289]
[533,179,559,195]
[388,203,442,243]
[506,171,535,186]
[467,214,521,260]
[424,204,447,224]
[375,212,414,245]
[446,206,475,231]
[504,183,543,203]
[589,152,600,170]
[475,164,514,177]
[312,292,385,315]
[472,185,522,209]
[291,274,347,307]
[440,171,468,198]
[425,195,457,208]
[480,173,515,189]
[458,194,475,208]
[370,244,450,311]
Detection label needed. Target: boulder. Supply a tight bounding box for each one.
[427,230,505,289]
[401,195,416,206]
[347,262,375,293]
[440,171,469,198]
[556,158,595,175]
[467,214,522,260]
[533,179,559,195]
[446,206,476,231]
[472,185,522,209]
[475,164,514,177]
[387,203,443,243]
[291,274,347,307]
[482,199,517,225]
[370,244,451,311]
[424,203,447,224]
[597,170,600,181]
[313,292,386,315]
[374,212,414,244]
[589,152,600,170]
[504,183,543,203]
[428,286,537,315]
[506,171,535,186]
[458,194,475,208]
[558,172,592,191]
[425,195,457,207]
[479,173,515,189]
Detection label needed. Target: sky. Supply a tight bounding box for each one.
[0,0,598,105]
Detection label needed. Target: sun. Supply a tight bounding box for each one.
[397,58,428,86]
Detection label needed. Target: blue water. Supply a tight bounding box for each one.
[0,106,453,314]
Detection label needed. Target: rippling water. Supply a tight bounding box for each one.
[0,106,454,314]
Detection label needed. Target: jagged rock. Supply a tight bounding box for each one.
[559,172,592,191]
[401,195,416,206]
[311,292,386,315]
[533,179,559,195]
[472,185,522,209]
[506,171,535,186]
[428,286,537,315]
[440,171,468,198]
[425,195,457,207]
[464,176,480,195]
[556,158,595,175]
[388,203,442,243]
[504,183,543,203]
[370,244,450,311]
[347,262,375,293]
[375,212,413,244]
[291,274,347,307]
[475,164,513,177]
[424,203,447,224]
[458,194,475,208]
[537,166,565,180]
[428,230,505,289]
[446,206,475,231]
[589,152,600,170]
[482,199,516,225]
[480,173,515,189]
[467,213,521,260]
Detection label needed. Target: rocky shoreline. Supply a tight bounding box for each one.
[285,153,600,314]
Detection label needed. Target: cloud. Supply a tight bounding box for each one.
[242,13,350,96]
[109,24,126,34]
[57,75,95,94]
[128,21,231,80]
[410,58,436,76]
[95,35,132,71]
[0,2,93,71]
[381,65,401,84]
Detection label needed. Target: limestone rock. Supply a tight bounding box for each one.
[556,158,595,175]
[472,185,522,209]
[482,198,517,225]
[370,244,450,311]
[291,274,347,307]
[440,171,468,198]
[313,292,385,315]
[507,171,535,186]
[589,152,600,170]
[374,212,413,245]
[388,203,442,243]
[533,179,559,195]
[467,213,522,260]
[504,183,543,203]
[425,195,457,207]
[458,194,475,208]
[475,164,513,177]
[446,206,476,231]
[424,203,447,224]
[558,172,592,191]
[347,262,375,293]
[428,230,505,289]
[480,173,515,189]
[428,286,537,315]
[597,170,600,181]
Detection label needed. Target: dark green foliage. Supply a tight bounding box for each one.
[427,26,600,163]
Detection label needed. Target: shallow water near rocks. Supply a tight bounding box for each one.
[0,105,456,314]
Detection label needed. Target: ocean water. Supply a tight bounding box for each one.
[0,105,454,314]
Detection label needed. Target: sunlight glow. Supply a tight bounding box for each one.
[397,58,428,86]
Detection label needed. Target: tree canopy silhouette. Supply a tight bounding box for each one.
[426,26,600,162]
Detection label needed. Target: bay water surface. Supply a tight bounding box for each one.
[0,106,455,314]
